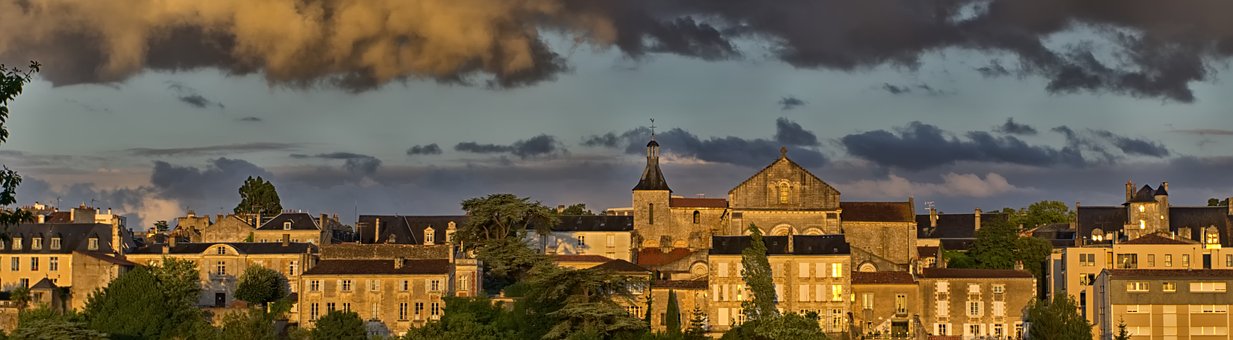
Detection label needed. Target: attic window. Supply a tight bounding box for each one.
[1091,228,1104,242]
[217,247,226,255]
[425,229,435,245]
[50,237,61,250]
[12,237,22,250]
[1206,226,1220,245]
[283,221,292,230]
[88,237,99,250]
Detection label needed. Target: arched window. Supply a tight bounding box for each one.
[1206,226,1220,245]
[692,211,700,224]
[778,182,790,204]
[1091,228,1104,242]
[648,203,655,225]
[425,228,435,245]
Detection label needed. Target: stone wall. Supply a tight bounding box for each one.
[201,215,255,243]
[842,221,917,266]
[632,190,674,248]
[727,158,839,210]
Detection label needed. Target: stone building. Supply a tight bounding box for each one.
[851,271,921,338]
[355,215,465,245]
[645,279,708,333]
[252,212,340,245]
[1094,269,1233,339]
[1077,181,1232,247]
[200,214,258,243]
[0,222,136,310]
[917,268,1035,339]
[706,235,852,336]
[170,211,212,242]
[916,207,1009,251]
[527,215,636,262]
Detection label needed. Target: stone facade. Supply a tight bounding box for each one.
[851,272,921,338]
[200,215,257,243]
[917,269,1035,339]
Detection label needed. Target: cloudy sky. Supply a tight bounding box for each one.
[2,0,1232,228]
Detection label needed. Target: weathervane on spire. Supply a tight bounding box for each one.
[649,118,656,140]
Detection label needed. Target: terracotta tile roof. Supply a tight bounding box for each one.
[652,280,708,290]
[592,259,650,273]
[1106,269,1233,279]
[553,254,612,263]
[669,197,728,208]
[841,201,914,222]
[1120,233,1195,245]
[302,259,450,275]
[636,248,695,266]
[852,271,916,284]
[920,268,1033,279]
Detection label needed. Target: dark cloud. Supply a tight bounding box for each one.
[778,96,806,111]
[880,83,951,96]
[166,81,224,109]
[237,116,263,122]
[127,142,299,157]
[406,144,444,156]
[841,121,1086,170]
[1173,128,1233,136]
[63,99,112,114]
[454,134,563,159]
[1089,130,1170,158]
[8,1,1233,100]
[151,158,271,206]
[994,118,1037,135]
[976,60,1012,78]
[290,152,383,176]
[583,118,827,167]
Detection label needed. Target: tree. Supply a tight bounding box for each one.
[311,310,366,340]
[84,258,207,339]
[969,218,1018,269]
[234,176,282,215]
[665,290,682,335]
[1114,318,1130,340]
[558,203,596,216]
[1009,200,1074,230]
[11,306,106,340]
[216,307,279,340]
[643,293,654,327]
[10,285,29,310]
[154,220,169,233]
[741,224,777,322]
[686,305,708,338]
[719,312,828,340]
[234,265,289,307]
[401,297,515,340]
[459,194,558,291]
[513,265,646,339]
[1026,294,1091,340]
[1209,198,1230,207]
[0,61,40,233]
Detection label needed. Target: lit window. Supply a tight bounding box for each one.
[1163,282,1176,292]
[1207,227,1220,245]
[1126,282,1150,292]
[831,263,844,278]
[831,285,843,301]
[283,221,292,230]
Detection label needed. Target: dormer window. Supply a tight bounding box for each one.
[283,221,292,230]
[31,237,42,250]
[88,237,99,250]
[424,228,435,245]
[1206,226,1220,245]
[13,237,22,250]
[217,247,226,255]
[1091,228,1104,242]
[50,237,61,250]
[1138,205,1145,213]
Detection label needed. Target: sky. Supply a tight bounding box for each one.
[1,0,1232,228]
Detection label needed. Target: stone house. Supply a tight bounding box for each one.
[917,268,1035,339]
[252,212,340,245]
[851,271,921,338]
[0,222,136,310]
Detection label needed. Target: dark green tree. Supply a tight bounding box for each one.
[719,312,828,340]
[401,297,515,340]
[311,310,366,340]
[11,306,105,340]
[741,224,777,321]
[1114,318,1130,340]
[1026,294,1092,340]
[1209,198,1230,207]
[686,305,708,338]
[216,307,279,340]
[665,290,681,335]
[459,194,557,291]
[644,293,654,326]
[10,285,30,310]
[557,203,596,216]
[1008,200,1074,230]
[83,258,207,339]
[234,265,289,307]
[154,220,169,233]
[0,61,40,233]
[513,265,646,339]
[942,249,976,268]
[234,176,283,215]
[969,218,1018,269]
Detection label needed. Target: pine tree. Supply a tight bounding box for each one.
[643,293,653,326]
[740,224,778,322]
[686,305,708,337]
[665,289,682,335]
[234,176,282,215]
[1114,318,1131,340]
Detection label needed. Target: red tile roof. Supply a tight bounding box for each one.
[1120,233,1196,245]
[669,197,728,208]
[636,248,695,267]
[853,271,916,284]
[920,268,1033,279]
[841,201,914,222]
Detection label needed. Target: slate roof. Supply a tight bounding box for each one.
[1105,269,1233,279]
[79,251,138,266]
[45,212,71,223]
[1,223,131,254]
[852,271,916,285]
[652,280,708,290]
[710,235,850,255]
[257,212,321,231]
[302,259,450,275]
[552,215,634,232]
[128,242,317,254]
[919,268,1033,279]
[355,215,466,244]
[593,259,650,273]
[917,246,939,259]
[1076,205,1232,246]
[669,197,728,208]
[634,151,671,191]
[1128,185,1160,203]
[916,212,1009,239]
[636,248,696,267]
[30,278,57,290]
[1119,233,1195,245]
[841,202,913,222]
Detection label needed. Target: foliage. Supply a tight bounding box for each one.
[310,310,366,340]
[84,258,207,339]
[1114,318,1130,340]
[459,194,558,291]
[234,176,283,215]
[10,306,105,340]
[941,249,976,268]
[402,297,515,340]
[0,61,40,232]
[664,290,681,335]
[1003,200,1074,230]
[719,312,828,340]
[643,293,653,326]
[686,305,708,338]
[557,203,596,216]
[740,224,777,322]
[1209,198,1230,207]
[234,265,289,306]
[154,220,169,233]
[968,217,1052,278]
[514,265,646,339]
[215,307,279,340]
[1026,294,1092,340]
[10,285,29,310]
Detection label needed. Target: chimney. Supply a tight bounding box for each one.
[1014,260,1024,270]
[974,208,982,231]
[216,214,224,224]
[1227,197,1232,216]
[374,218,381,243]
[111,222,123,256]
[319,214,328,229]
[282,234,290,247]
[1162,181,1169,192]
[162,244,169,254]
[1125,180,1134,202]
[256,211,262,227]
[929,207,938,228]
[36,214,44,224]
[394,257,405,269]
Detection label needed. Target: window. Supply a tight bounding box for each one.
[430,279,440,291]
[310,303,319,320]
[31,238,41,250]
[371,303,379,320]
[1079,253,1096,266]
[576,236,585,247]
[341,280,353,291]
[895,294,908,314]
[1207,227,1220,244]
[1148,254,1156,267]
[431,302,441,316]
[1126,281,1149,292]
[1183,254,1191,268]
[862,293,874,310]
[309,280,320,292]
[1165,254,1173,267]
[1163,282,1176,292]
[718,263,729,278]
[693,211,700,224]
[414,302,424,318]
[992,284,1005,294]
[401,280,409,291]
[283,221,292,230]
[778,182,790,204]
[369,279,380,292]
[288,261,297,276]
[49,257,58,271]
[969,324,982,336]
[936,324,949,336]
[50,237,60,250]
[968,284,981,294]
[1116,254,1138,269]
[1191,282,1228,292]
[10,257,18,271]
[30,257,38,271]
[648,203,654,224]
[326,302,336,312]
[425,229,435,245]
[831,263,843,278]
[13,237,21,250]
[216,246,226,255]
[459,275,471,291]
[215,261,226,275]
[18,278,28,288]
[830,284,842,301]
[1125,305,1143,313]
[399,303,408,320]
[968,301,983,317]
[342,303,351,313]
[1227,254,1233,267]
[993,301,1006,317]
[799,262,810,278]
[606,235,615,248]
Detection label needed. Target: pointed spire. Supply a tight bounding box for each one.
[635,120,670,191]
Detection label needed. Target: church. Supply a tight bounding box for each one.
[623,136,919,275]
